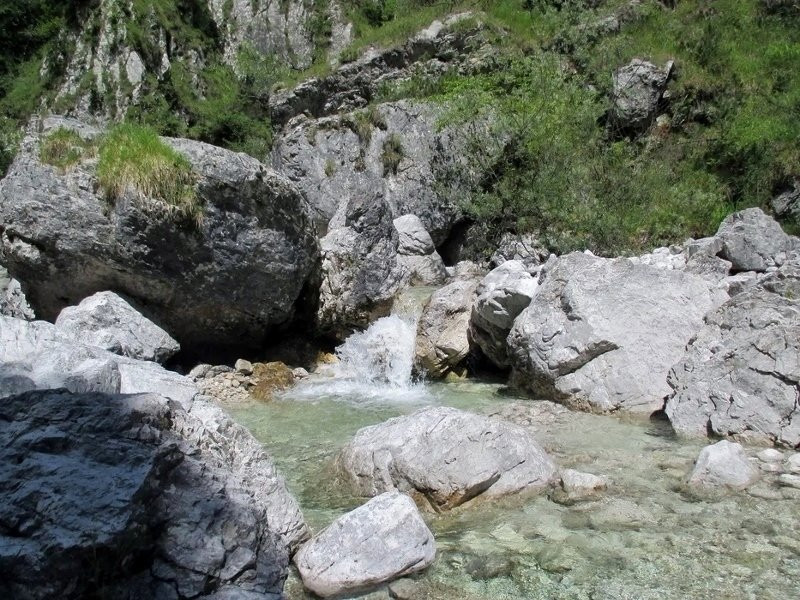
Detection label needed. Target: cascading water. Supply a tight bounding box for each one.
[284,287,437,403]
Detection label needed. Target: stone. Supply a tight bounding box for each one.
[414,278,480,378]
[235,359,254,376]
[388,578,422,600]
[786,453,800,474]
[397,254,448,286]
[394,214,436,256]
[716,208,797,272]
[779,474,800,489]
[610,58,673,133]
[294,492,435,598]
[250,362,295,401]
[292,367,310,379]
[0,388,308,599]
[756,449,784,463]
[188,363,213,380]
[508,252,725,413]
[772,180,800,223]
[666,263,800,447]
[469,260,539,369]
[317,192,406,339]
[687,440,760,490]
[0,118,319,351]
[490,233,548,270]
[338,406,558,510]
[559,469,608,501]
[0,265,34,320]
[54,291,180,364]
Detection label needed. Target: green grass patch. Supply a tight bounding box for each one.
[97,123,202,226]
[39,127,95,170]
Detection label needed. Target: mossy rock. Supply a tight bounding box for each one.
[249,361,294,402]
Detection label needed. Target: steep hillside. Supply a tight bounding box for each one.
[1,0,798,255]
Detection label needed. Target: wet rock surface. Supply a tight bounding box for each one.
[294,492,435,598]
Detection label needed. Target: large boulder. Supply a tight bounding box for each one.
[294,492,435,598]
[469,261,539,369]
[317,193,405,339]
[338,406,559,510]
[687,440,760,490]
[0,118,319,350]
[414,277,480,379]
[715,207,797,272]
[665,262,800,447]
[508,252,725,413]
[394,214,447,286]
[610,58,673,134]
[0,388,308,599]
[55,291,179,364]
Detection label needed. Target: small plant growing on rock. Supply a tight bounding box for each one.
[324,158,336,177]
[40,127,94,171]
[382,133,405,176]
[97,123,202,227]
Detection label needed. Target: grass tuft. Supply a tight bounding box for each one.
[97,123,202,227]
[39,127,94,171]
[382,133,405,176]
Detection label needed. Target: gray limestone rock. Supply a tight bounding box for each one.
[0,118,319,350]
[508,252,725,413]
[665,262,800,448]
[610,58,673,133]
[687,440,760,489]
[716,207,797,272]
[338,406,558,510]
[469,260,539,369]
[394,214,436,256]
[415,277,480,378]
[55,291,179,363]
[490,233,549,270]
[294,492,435,598]
[0,265,33,320]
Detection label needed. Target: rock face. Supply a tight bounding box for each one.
[55,291,179,364]
[0,388,308,599]
[469,261,539,369]
[0,265,33,320]
[716,207,797,272]
[666,262,800,448]
[317,193,405,339]
[0,118,319,349]
[294,492,435,598]
[610,58,673,133]
[338,406,558,510]
[272,100,469,245]
[687,440,760,489]
[508,252,724,413]
[415,277,480,378]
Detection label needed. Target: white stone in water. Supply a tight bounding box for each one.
[778,474,800,489]
[560,469,608,500]
[334,315,416,387]
[757,448,784,463]
[687,440,760,490]
[294,491,435,598]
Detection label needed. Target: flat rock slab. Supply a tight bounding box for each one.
[294,492,435,598]
[338,406,558,510]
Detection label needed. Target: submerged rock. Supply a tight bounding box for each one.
[0,388,308,599]
[338,406,558,510]
[294,492,435,598]
[557,469,608,502]
[469,260,539,369]
[54,291,179,364]
[508,252,724,413]
[415,278,480,379]
[0,118,319,350]
[666,262,800,447]
[687,440,760,490]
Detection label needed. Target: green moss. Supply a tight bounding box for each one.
[39,127,95,171]
[97,123,202,226]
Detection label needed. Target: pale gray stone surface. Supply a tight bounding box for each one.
[294,492,435,598]
[0,265,34,320]
[508,252,725,413]
[338,406,558,510]
[415,278,480,378]
[560,469,608,501]
[469,260,539,369]
[55,291,179,363]
[610,58,673,133]
[716,208,797,272]
[687,440,760,489]
[0,119,319,349]
[666,262,800,447]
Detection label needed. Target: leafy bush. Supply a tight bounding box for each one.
[39,127,94,170]
[97,123,202,226]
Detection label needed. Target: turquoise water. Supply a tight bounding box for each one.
[230,380,800,600]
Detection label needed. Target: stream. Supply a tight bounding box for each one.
[229,292,800,600]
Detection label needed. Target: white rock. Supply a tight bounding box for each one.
[294,492,435,598]
[756,448,784,463]
[687,440,760,490]
[786,453,800,474]
[234,358,254,375]
[778,474,800,489]
[560,469,608,500]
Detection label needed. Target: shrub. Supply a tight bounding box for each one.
[97,123,202,226]
[39,127,94,170]
[382,133,405,175]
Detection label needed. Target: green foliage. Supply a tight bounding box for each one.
[382,133,405,176]
[39,127,95,171]
[97,123,202,226]
[324,158,337,177]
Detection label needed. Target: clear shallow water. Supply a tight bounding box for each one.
[229,380,800,600]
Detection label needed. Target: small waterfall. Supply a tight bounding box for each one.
[286,287,435,403]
